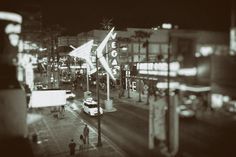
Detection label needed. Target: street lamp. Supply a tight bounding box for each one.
[164,23,179,156]
[95,51,102,147]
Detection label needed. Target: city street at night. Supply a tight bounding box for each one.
[66,88,236,157]
[1,0,236,157]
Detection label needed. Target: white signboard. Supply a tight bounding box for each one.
[29,90,66,108]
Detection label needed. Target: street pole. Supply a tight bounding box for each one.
[166,29,171,154]
[96,51,102,147]
[86,63,89,91]
[106,44,110,101]
[146,40,150,105]
[138,38,142,102]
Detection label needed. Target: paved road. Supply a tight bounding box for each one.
[68,93,236,157]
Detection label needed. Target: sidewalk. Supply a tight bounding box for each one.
[28,107,125,157]
[90,87,149,110]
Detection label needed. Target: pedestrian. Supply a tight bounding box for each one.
[83,124,89,144]
[68,139,76,156]
[79,135,85,155]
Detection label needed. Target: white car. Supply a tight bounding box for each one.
[82,98,103,116]
[66,90,76,99]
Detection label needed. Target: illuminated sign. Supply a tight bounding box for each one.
[178,68,197,76]
[179,85,211,92]
[137,62,180,76]
[69,40,94,69]
[0,11,22,23]
[156,82,180,89]
[29,90,67,108]
[109,31,120,76]
[139,70,177,77]
[162,23,172,29]
[0,11,22,47]
[198,46,214,56]
[95,27,116,80]
[137,62,180,71]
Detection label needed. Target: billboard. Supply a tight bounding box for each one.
[29,90,66,108]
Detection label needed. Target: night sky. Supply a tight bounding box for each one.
[1,0,232,34]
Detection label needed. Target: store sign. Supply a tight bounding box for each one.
[137,62,180,71]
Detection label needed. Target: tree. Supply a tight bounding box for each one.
[132,30,152,102]
[42,24,66,89]
[116,37,132,98]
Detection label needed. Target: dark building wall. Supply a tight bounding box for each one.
[211,55,236,98]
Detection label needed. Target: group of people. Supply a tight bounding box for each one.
[68,124,90,156]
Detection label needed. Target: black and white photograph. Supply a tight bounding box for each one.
[0,0,235,157]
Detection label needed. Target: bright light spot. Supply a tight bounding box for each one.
[178,68,197,76]
[39,48,47,51]
[139,70,177,77]
[211,94,223,108]
[179,84,210,92]
[162,23,172,29]
[156,82,180,89]
[5,24,21,34]
[195,53,201,57]
[37,141,42,144]
[121,47,128,51]
[69,45,76,49]
[223,96,230,102]
[137,62,180,71]
[0,11,22,23]
[199,46,213,56]
[9,34,19,46]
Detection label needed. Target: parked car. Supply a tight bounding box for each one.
[66,90,76,100]
[82,98,103,116]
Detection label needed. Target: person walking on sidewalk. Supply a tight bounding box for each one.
[83,124,89,144]
[79,135,85,156]
[68,139,76,156]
